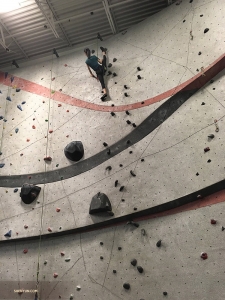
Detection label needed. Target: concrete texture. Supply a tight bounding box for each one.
[0,0,225,298]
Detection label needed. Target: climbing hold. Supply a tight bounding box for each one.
[119,186,124,191]
[14,188,18,193]
[137,266,144,273]
[108,63,112,68]
[131,258,137,266]
[201,252,208,259]
[6,96,11,101]
[107,71,112,76]
[64,141,84,162]
[163,291,168,296]
[130,170,136,177]
[47,227,52,232]
[103,142,108,147]
[118,247,122,250]
[56,164,59,167]
[56,208,61,212]
[17,105,22,111]
[112,72,117,77]
[113,58,117,62]
[100,242,104,245]
[0,116,3,120]
[126,120,131,124]
[49,130,53,133]
[183,20,186,23]
[196,172,199,176]
[124,92,128,97]
[16,88,21,92]
[127,220,139,227]
[204,28,209,34]
[4,230,12,238]
[137,75,141,79]
[44,157,52,162]
[210,79,214,84]
[115,82,117,84]
[52,77,55,81]
[208,134,214,139]
[21,101,26,105]
[89,192,112,214]
[198,52,202,55]
[44,260,47,265]
[106,166,112,171]
[111,104,114,107]
[201,102,205,105]
[204,147,210,152]
[91,49,95,54]
[111,112,115,116]
[211,219,216,224]
[123,283,130,290]
[107,149,111,155]
[60,252,65,256]
[53,273,58,278]
[113,270,117,273]
[59,89,62,92]
[76,285,81,291]
[58,104,62,107]
[156,240,162,247]
[119,164,123,167]
[129,151,133,154]
[141,229,146,236]
[26,139,30,142]
[100,256,103,260]
[132,123,136,128]
[207,159,211,163]
[127,140,130,144]
[65,258,71,262]
[32,125,36,129]
[24,225,28,229]
[15,128,19,133]
[200,14,203,17]
[222,226,225,231]
[189,0,193,2]
[23,249,28,254]
[126,110,130,115]
[141,101,144,104]
[137,67,141,71]
[124,85,128,89]
[0,163,5,168]
[20,183,41,204]
[10,76,14,83]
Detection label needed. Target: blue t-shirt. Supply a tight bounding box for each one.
[85,55,100,71]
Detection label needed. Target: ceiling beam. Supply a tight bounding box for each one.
[102,0,117,35]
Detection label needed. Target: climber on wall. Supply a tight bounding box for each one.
[84,47,107,101]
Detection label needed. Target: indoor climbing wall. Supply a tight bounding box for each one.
[0,0,225,299]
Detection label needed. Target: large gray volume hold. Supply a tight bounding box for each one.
[64,141,84,161]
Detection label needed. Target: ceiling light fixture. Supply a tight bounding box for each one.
[0,0,21,14]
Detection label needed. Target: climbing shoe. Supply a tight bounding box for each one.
[101,94,107,101]
[100,47,107,53]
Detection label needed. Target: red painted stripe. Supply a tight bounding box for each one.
[0,53,224,112]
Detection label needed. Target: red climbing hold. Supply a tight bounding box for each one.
[211,219,216,224]
[204,147,210,152]
[43,101,45,103]
[56,208,60,212]
[52,77,55,81]
[48,227,52,232]
[53,273,58,278]
[59,89,62,92]
[64,64,68,67]
[32,125,36,129]
[49,130,53,133]
[58,104,62,107]
[23,249,28,254]
[60,252,65,256]
[26,139,30,142]
[44,157,52,162]
[20,153,23,156]
[24,225,28,229]
[16,232,18,235]
[201,252,208,260]
[66,110,69,112]
[66,135,69,138]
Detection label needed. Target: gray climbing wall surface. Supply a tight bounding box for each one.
[0,0,225,299]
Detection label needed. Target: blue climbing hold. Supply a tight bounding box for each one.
[16,88,21,92]
[4,230,11,238]
[17,105,22,111]
[0,116,3,120]
[5,72,8,79]
[0,163,5,168]
[15,128,19,133]
[6,96,11,101]
[14,188,18,193]
[10,76,14,83]
[21,101,26,105]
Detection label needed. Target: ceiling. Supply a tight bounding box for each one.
[0,0,169,68]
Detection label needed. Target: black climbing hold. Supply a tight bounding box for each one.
[64,141,84,162]
[106,166,112,171]
[118,247,122,250]
[137,75,141,79]
[124,92,128,97]
[132,123,136,128]
[183,20,186,23]
[101,93,107,101]
[163,291,168,296]
[200,14,203,17]
[137,266,144,273]
[107,149,111,155]
[198,51,202,55]
[4,230,11,238]
[124,85,128,89]
[115,82,117,84]
[113,58,117,62]
[112,72,117,77]
[97,32,103,41]
[207,159,211,163]
[204,28,209,34]
[111,104,114,106]
[119,164,123,167]
[130,170,136,177]
[108,63,112,68]
[208,134,214,139]
[201,102,205,105]
[129,151,133,154]
[14,188,18,193]
[141,229,146,236]
[91,49,95,54]
[121,199,125,202]
[100,256,103,260]
[137,67,141,71]
[127,140,130,144]
[141,159,144,162]
[141,101,144,104]
[126,110,130,115]
[196,69,199,72]
[89,192,112,214]
[115,180,118,187]
[20,183,41,204]
[127,221,139,227]
[90,12,94,15]
[131,259,137,266]
[156,240,162,247]
[100,242,104,245]
[213,88,215,90]
[107,71,112,76]
[196,172,199,176]
[210,79,214,83]
[103,142,108,147]
[111,112,115,116]
[123,283,130,290]
[108,211,114,216]
[113,270,117,273]
[189,0,193,3]
[222,226,225,231]
[126,120,131,124]
[134,207,137,211]
[119,186,124,191]
[16,88,21,92]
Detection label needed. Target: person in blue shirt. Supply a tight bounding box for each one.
[84,47,107,101]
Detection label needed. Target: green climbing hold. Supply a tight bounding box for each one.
[51,90,55,94]
[45,119,48,122]
[56,164,59,167]
[61,176,63,180]
[65,258,71,262]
